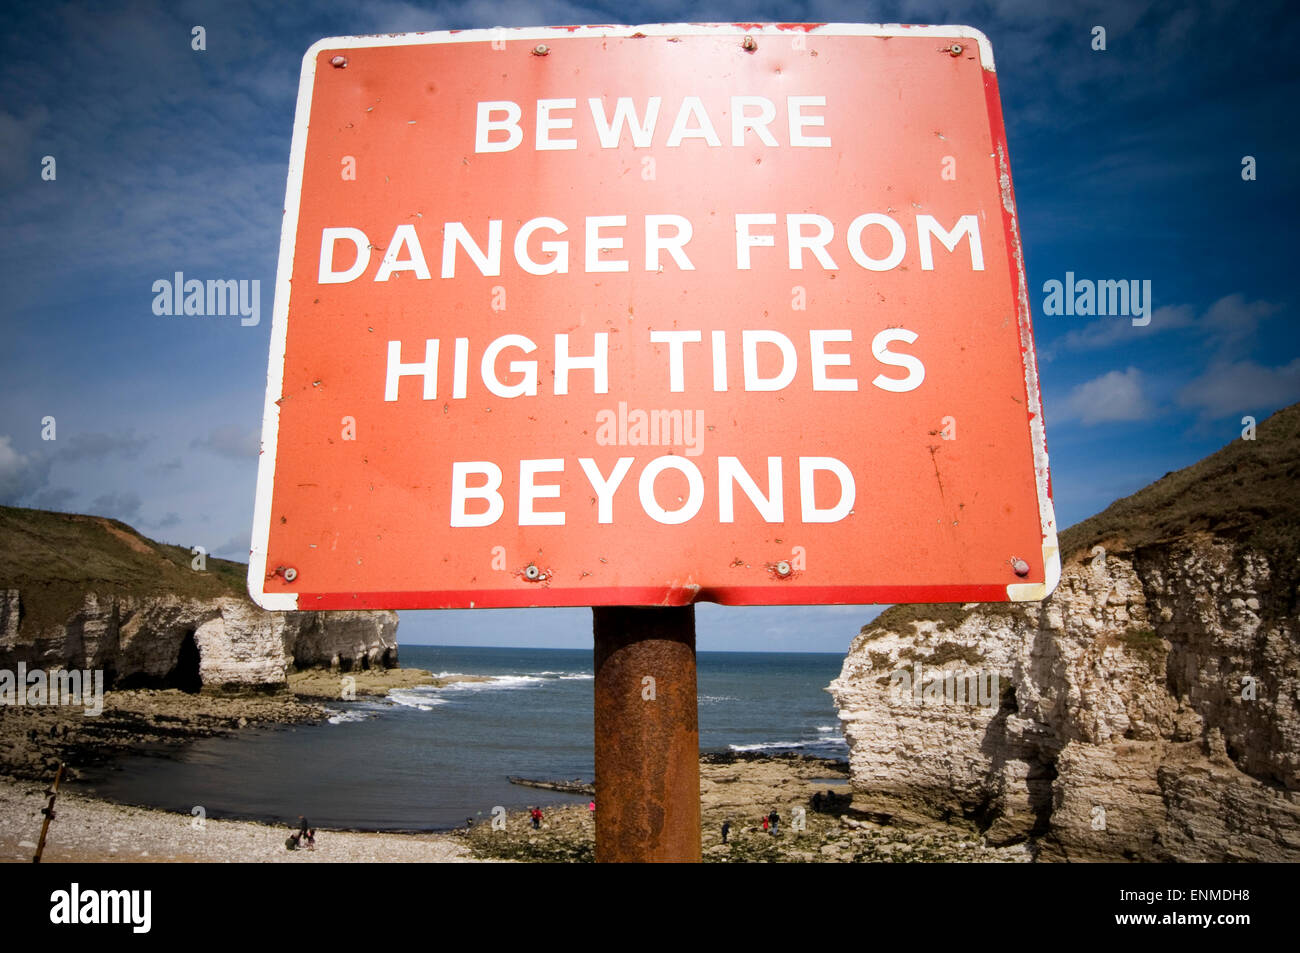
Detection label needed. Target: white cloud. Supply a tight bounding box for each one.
[0,435,53,504]
[0,107,51,181]
[1178,358,1300,419]
[29,487,77,511]
[60,430,151,462]
[91,490,142,522]
[1059,367,1154,425]
[191,425,260,460]
[1047,294,1279,360]
[1051,303,1194,357]
[214,533,252,559]
[1199,294,1281,354]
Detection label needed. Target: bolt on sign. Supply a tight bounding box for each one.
[249,23,1059,612]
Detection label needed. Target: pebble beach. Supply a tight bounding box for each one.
[0,775,479,863]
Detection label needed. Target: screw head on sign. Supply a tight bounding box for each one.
[524,564,541,581]
[1011,558,1029,577]
[949,43,963,56]
[742,36,758,52]
[532,44,549,56]
[775,560,792,577]
[283,567,298,582]
[330,55,347,68]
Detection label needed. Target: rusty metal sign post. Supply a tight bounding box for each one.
[593,606,700,862]
[251,23,1057,864]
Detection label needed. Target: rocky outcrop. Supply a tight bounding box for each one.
[829,405,1300,862]
[0,505,401,693]
[0,590,398,693]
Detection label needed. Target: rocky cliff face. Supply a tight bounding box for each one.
[0,588,398,692]
[0,507,399,693]
[830,405,1300,861]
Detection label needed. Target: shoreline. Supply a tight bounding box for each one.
[2,753,1032,863]
[0,668,1034,862]
[0,774,481,863]
[0,666,471,785]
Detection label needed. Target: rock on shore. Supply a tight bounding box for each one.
[468,754,1032,863]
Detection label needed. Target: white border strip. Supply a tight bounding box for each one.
[247,37,323,610]
[299,22,994,69]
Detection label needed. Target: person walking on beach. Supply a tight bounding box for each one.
[761,814,769,833]
[721,820,730,844]
[530,807,543,829]
[769,809,780,835]
[284,814,311,850]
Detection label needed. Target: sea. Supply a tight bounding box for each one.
[73,645,848,831]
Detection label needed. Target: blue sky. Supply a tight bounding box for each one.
[1,0,1297,652]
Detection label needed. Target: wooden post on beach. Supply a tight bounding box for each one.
[33,761,65,863]
[592,606,701,863]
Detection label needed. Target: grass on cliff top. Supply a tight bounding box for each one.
[0,505,250,633]
[1057,402,1299,560]
[860,401,1300,640]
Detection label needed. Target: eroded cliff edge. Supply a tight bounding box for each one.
[830,404,1300,861]
[0,506,397,692]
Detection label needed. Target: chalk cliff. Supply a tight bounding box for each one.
[830,404,1300,861]
[0,507,398,692]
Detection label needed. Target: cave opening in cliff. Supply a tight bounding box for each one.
[166,630,202,694]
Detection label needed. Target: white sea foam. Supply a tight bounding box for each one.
[430,674,549,694]
[392,672,587,708]
[479,674,546,689]
[729,737,848,752]
[388,689,449,710]
[325,708,371,725]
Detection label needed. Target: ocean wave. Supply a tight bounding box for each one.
[815,725,837,732]
[728,737,848,753]
[442,672,593,690]
[479,674,546,689]
[385,672,592,711]
[388,689,450,710]
[431,674,550,693]
[325,708,372,725]
[699,695,738,704]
